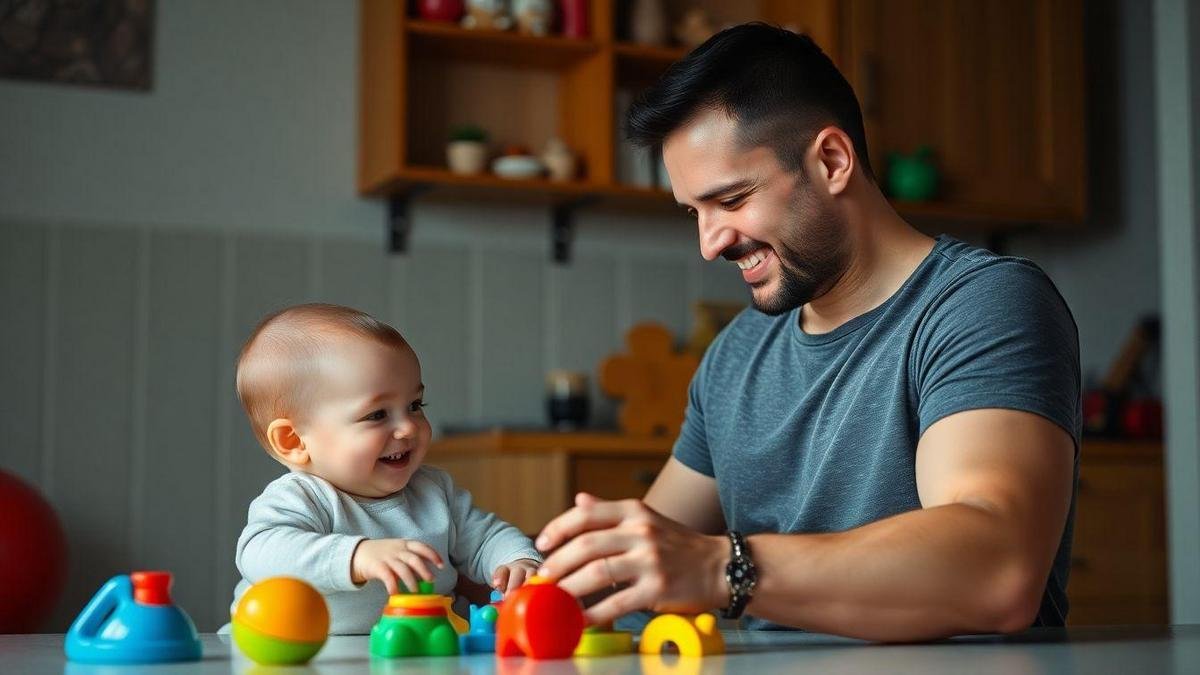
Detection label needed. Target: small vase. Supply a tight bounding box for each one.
[447,141,487,175]
[542,138,576,182]
[560,0,589,38]
[418,0,464,23]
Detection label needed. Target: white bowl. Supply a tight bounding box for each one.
[492,155,544,179]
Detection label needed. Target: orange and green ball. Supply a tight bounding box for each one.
[232,577,329,665]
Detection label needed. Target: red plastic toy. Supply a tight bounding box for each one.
[495,577,584,660]
[0,470,67,633]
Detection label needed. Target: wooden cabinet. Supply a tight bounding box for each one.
[428,430,673,534]
[359,0,1086,230]
[1068,440,1167,625]
[841,0,1086,224]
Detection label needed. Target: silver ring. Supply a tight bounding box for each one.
[603,557,618,589]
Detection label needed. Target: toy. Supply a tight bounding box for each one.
[231,576,329,665]
[495,576,584,659]
[0,469,67,632]
[638,613,725,657]
[64,571,201,664]
[462,0,512,30]
[370,580,460,657]
[574,624,634,656]
[460,590,504,653]
[599,323,699,436]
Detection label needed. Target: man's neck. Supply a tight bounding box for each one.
[800,201,934,335]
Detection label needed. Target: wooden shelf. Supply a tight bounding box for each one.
[362,0,1087,253]
[368,165,678,209]
[407,20,600,68]
[614,42,687,84]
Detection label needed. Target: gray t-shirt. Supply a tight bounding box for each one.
[674,236,1081,630]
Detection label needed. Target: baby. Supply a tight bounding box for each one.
[225,303,540,634]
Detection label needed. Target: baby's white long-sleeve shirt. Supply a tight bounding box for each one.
[225,466,539,634]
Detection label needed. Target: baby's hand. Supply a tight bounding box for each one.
[492,558,541,595]
[351,538,445,596]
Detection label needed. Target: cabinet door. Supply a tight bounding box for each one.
[1069,461,1167,625]
[842,0,1085,223]
[571,456,668,501]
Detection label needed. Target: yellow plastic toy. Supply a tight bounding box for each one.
[574,624,633,656]
[638,613,725,657]
[231,577,329,665]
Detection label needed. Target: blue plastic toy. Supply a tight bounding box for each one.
[459,590,502,654]
[64,571,202,664]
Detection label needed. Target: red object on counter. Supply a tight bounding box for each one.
[560,0,590,38]
[1121,398,1164,438]
[496,577,584,659]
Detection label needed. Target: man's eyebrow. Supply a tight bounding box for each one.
[677,179,756,208]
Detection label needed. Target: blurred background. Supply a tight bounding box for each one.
[0,0,1197,635]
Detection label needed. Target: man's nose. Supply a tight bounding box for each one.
[698,211,736,262]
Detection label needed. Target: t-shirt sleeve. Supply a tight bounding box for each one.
[235,476,365,593]
[913,260,1081,446]
[672,345,715,477]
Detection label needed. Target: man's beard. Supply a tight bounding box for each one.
[748,187,848,317]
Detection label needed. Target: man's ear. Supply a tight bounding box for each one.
[810,126,855,196]
[266,418,308,466]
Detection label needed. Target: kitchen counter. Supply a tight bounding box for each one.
[5,625,1198,674]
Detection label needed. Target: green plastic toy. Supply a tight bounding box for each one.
[369,581,460,658]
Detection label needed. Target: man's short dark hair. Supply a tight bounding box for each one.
[626,23,874,181]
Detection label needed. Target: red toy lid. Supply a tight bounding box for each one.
[131,571,173,606]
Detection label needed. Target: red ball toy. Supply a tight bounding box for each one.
[0,470,68,632]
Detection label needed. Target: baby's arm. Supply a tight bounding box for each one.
[235,479,365,594]
[441,471,542,590]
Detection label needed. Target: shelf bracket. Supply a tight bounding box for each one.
[551,197,599,264]
[387,185,431,254]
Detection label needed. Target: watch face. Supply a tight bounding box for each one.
[727,559,757,593]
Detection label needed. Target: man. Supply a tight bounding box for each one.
[535,23,1079,641]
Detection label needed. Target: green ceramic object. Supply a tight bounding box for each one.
[887,146,939,201]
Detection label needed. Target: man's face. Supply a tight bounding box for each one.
[663,110,849,315]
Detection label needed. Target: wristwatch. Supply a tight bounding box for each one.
[720,530,757,619]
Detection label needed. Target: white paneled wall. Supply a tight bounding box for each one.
[0,215,745,631]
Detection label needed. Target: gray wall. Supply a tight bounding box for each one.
[0,0,1176,630]
[1154,0,1200,624]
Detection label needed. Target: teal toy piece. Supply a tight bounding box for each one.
[64,572,202,664]
[459,590,503,654]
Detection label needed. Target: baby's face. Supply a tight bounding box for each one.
[296,338,431,498]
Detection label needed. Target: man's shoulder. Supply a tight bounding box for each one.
[921,239,1068,320]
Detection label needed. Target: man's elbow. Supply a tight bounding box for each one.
[979,561,1045,634]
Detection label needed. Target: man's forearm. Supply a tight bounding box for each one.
[744,503,1049,641]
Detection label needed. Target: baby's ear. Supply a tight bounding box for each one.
[266,418,308,466]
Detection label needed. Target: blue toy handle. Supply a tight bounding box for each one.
[68,574,129,643]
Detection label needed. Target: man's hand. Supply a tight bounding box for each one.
[351,538,445,595]
[536,492,728,625]
[492,558,540,595]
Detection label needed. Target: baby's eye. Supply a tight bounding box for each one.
[409,400,427,413]
[362,409,388,422]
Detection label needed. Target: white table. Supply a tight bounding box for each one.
[3,625,1198,674]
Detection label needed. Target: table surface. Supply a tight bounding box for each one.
[4,626,1198,674]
